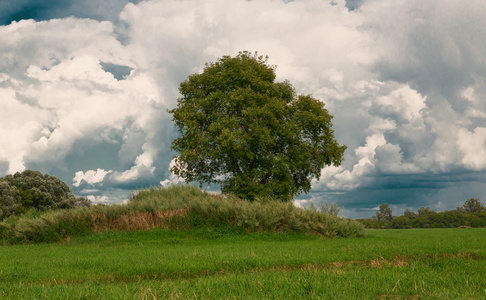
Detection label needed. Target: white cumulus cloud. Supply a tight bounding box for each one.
[73,168,112,187]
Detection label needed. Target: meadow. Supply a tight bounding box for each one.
[1,227,485,299]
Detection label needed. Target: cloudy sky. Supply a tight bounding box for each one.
[1,0,485,218]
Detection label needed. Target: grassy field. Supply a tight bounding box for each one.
[1,227,485,299]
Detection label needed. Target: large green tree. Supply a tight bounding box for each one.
[169,52,346,201]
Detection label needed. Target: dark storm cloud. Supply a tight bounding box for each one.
[365,1,486,99]
[0,0,49,25]
[0,0,142,25]
[302,171,486,218]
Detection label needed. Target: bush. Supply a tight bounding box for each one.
[0,170,75,220]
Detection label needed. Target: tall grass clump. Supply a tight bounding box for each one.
[0,185,364,244]
[129,185,364,237]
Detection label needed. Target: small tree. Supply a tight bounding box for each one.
[376,203,393,221]
[321,201,341,216]
[403,208,415,216]
[74,196,92,208]
[463,198,484,213]
[417,206,435,215]
[169,52,346,201]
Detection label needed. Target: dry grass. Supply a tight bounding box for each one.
[91,209,187,232]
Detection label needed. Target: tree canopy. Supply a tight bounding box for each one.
[169,52,346,201]
[462,198,484,213]
[0,170,75,220]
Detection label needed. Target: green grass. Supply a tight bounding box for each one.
[1,228,485,299]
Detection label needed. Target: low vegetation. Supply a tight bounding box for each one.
[0,184,364,245]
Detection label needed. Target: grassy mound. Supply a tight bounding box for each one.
[0,185,364,244]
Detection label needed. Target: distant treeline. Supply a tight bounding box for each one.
[357,199,486,229]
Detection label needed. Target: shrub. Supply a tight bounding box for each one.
[0,170,75,220]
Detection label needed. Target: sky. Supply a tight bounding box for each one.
[1,0,485,218]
